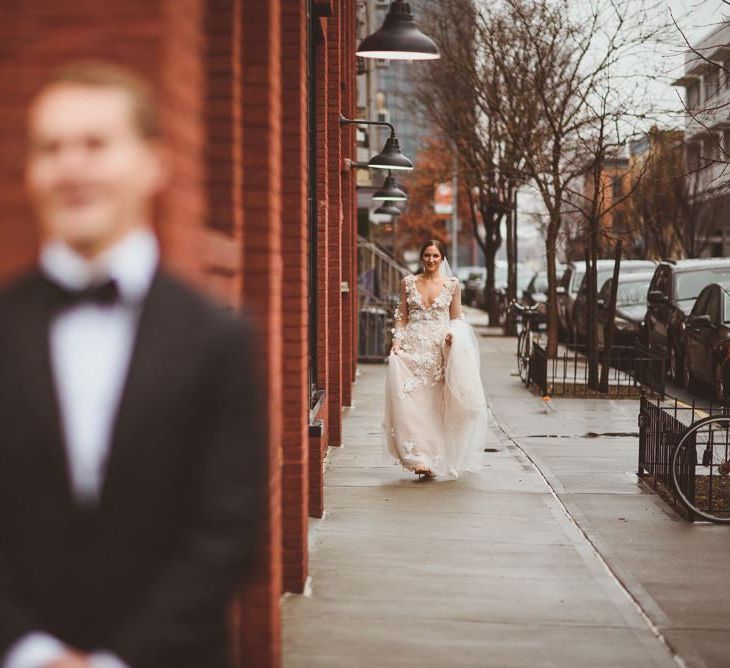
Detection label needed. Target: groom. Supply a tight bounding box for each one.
[0,62,265,668]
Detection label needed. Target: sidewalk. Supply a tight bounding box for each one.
[482,330,730,668]
[282,313,684,667]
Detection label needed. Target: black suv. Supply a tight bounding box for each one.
[645,258,730,383]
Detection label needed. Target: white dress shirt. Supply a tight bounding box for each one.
[2,228,159,668]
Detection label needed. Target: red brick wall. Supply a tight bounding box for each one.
[0,1,359,665]
[326,0,343,447]
[341,0,355,407]
[280,0,310,594]
[311,19,329,519]
[235,1,284,666]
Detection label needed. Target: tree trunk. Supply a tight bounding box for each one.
[484,230,500,326]
[545,220,560,357]
[503,186,517,335]
[600,240,622,392]
[586,219,600,390]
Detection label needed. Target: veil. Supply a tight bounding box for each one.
[441,257,454,278]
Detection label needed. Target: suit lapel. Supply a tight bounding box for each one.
[100,271,179,507]
[16,275,75,506]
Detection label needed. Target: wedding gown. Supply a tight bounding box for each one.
[383,274,488,479]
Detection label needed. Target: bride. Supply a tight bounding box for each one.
[384,239,488,480]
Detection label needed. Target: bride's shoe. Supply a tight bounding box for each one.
[415,467,436,480]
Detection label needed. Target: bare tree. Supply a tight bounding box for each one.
[415,0,527,326]
[472,0,666,356]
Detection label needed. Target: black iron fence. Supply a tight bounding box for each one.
[637,395,730,522]
[528,342,665,398]
[357,237,408,362]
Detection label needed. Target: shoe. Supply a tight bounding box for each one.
[415,467,435,479]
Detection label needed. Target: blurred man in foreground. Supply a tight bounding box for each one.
[0,62,265,668]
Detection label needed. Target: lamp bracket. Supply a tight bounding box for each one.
[339,114,396,136]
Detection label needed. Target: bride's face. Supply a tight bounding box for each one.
[422,245,442,272]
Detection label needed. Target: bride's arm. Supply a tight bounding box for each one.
[449,278,464,321]
[391,278,409,353]
[446,279,464,347]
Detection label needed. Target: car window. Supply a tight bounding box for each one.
[599,279,611,301]
[692,287,711,316]
[533,272,548,293]
[676,269,730,301]
[571,268,585,293]
[560,269,572,289]
[617,279,651,306]
[652,267,669,296]
[724,291,730,322]
[708,289,721,324]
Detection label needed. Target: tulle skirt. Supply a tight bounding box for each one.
[383,319,488,480]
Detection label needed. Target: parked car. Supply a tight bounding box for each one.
[571,260,657,343]
[596,271,654,348]
[522,265,567,307]
[463,267,486,307]
[556,263,584,340]
[680,282,730,399]
[645,258,730,383]
[455,265,482,293]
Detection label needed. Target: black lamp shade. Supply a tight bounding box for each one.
[374,203,403,216]
[368,135,414,171]
[356,1,440,61]
[373,174,408,201]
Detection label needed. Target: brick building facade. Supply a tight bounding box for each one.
[0,1,357,666]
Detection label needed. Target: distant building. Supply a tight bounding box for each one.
[671,21,730,256]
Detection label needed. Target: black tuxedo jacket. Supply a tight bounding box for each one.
[0,269,266,668]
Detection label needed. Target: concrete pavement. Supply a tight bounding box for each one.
[480,326,730,668]
[282,312,696,667]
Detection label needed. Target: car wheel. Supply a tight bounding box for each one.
[715,365,728,403]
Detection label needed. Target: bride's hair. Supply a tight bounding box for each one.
[419,239,447,261]
[415,239,447,275]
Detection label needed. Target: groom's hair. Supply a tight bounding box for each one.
[419,239,447,261]
[34,61,160,140]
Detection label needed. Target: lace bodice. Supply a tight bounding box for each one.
[403,274,456,323]
[390,274,460,395]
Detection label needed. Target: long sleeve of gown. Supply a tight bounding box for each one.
[391,278,409,347]
[449,278,465,320]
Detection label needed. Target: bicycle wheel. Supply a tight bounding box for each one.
[516,329,530,384]
[671,415,730,523]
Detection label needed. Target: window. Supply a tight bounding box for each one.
[653,268,669,297]
[692,286,711,316]
[677,269,730,301]
[704,137,720,163]
[707,290,721,325]
[686,143,700,172]
[612,174,624,199]
[687,83,700,109]
[617,277,653,306]
[705,66,720,100]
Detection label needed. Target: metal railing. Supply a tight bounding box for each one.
[357,237,409,362]
[637,395,730,522]
[528,342,665,398]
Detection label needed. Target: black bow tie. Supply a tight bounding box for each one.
[44,277,120,310]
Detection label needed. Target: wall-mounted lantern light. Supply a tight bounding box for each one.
[356,1,440,61]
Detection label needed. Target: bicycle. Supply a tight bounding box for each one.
[509,301,542,385]
[671,413,730,523]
